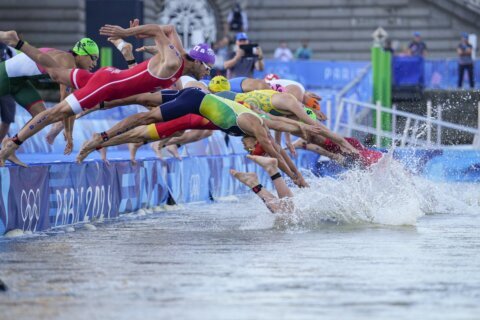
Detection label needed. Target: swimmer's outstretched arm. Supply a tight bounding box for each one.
[247,121,294,180]
[276,141,308,188]
[0,31,59,69]
[292,139,346,165]
[284,133,296,156]
[100,24,185,55]
[263,117,320,140]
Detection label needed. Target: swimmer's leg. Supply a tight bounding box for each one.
[229,169,282,213]
[247,155,294,199]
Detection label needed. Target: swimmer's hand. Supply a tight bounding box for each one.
[293,176,309,188]
[136,46,158,55]
[304,91,322,101]
[100,25,128,38]
[286,142,297,157]
[302,124,324,137]
[314,110,328,121]
[129,19,140,29]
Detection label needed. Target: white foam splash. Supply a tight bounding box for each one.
[273,152,480,227]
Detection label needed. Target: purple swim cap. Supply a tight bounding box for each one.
[189,44,216,64]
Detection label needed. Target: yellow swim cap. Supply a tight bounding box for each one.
[208,76,231,93]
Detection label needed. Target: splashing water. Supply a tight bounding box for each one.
[274,152,480,227]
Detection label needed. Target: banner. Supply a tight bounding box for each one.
[166,157,212,203]
[393,56,425,86]
[49,162,120,228]
[2,166,49,234]
[255,60,369,89]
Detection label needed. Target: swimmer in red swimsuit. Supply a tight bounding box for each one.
[0,23,215,165]
[292,137,384,168]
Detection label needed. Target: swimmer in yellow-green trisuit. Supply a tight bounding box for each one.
[77,87,323,187]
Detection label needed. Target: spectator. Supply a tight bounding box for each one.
[457,32,474,89]
[408,32,427,57]
[274,41,293,62]
[227,2,248,33]
[384,39,394,55]
[224,32,264,79]
[295,40,313,60]
[0,42,17,142]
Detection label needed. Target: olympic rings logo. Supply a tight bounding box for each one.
[20,189,41,232]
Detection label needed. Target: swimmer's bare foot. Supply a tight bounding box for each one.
[229,169,259,188]
[128,142,143,165]
[150,141,163,159]
[7,152,28,167]
[0,139,19,167]
[45,122,64,145]
[99,147,110,165]
[246,155,278,175]
[166,145,182,160]
[64,137,73,155]
[76,134,101,163]
[0,31,19,46]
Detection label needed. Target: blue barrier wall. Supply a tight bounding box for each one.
[0,154,278,235]
[2,148,480,235]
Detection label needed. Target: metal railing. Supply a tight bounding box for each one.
[325,98,480,148]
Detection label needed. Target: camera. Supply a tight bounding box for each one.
[239,43,259,58]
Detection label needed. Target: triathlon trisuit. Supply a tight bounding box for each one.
[0,48,59,109]
[66,58,185,114]
[322,137,383,167]
[159,88,263,136]
[229,77,247,93]
[146,114,217,140]
[251,142,268,156]
[267,79,305,94]
[215,90,287,116]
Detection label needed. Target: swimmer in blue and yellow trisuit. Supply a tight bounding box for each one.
[212,88,358,155]
[77,87,312,187]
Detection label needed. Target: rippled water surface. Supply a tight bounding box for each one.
[1,158,480,320]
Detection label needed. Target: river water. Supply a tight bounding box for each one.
[1,157,479,320]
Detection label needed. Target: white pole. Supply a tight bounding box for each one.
[348,103,353,137]
[476,101,480,148]
[376,100,381,147]
[334,99,345,133]
[392,103,397,145]
[326,99,332,130]
[437,104,443,146]
[426,100,432,146]
[401,117,411,147]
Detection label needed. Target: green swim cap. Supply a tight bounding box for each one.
[72,38,99,56]
[304,107,317,121]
